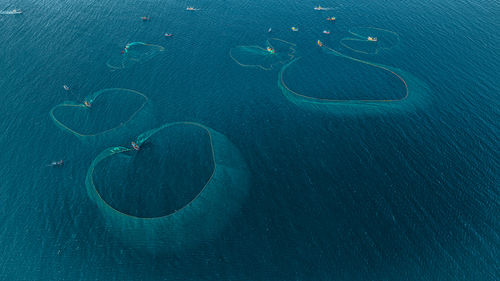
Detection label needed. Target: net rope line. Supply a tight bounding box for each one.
[340,27,400,55]
[279,45,409,103]
[87,122,217,220]
[49,88,149,137]
[107,42,165,70]
[229,38,297,71]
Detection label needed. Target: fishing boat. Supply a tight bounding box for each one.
[326,16,335,21]
[317,40,323,47]
[322,30,330,34]
[291,26,299,32]
[131,142,140,151]
[63,85,70,91]
[367,36,378,42]
[164,33,173,37]
[48,160,64,167]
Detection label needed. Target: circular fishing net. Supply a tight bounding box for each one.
[340,27,400,55]
[86,122,250,253]
[50,88,153,143]
[106,42,165,70]
[229,38,296,70]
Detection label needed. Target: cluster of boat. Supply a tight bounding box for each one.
[139,6,199,37]
[313,5,377,48]
[52,4,379,166]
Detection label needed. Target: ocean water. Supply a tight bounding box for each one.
[0,0,499,280]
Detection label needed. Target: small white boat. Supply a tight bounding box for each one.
[268,27,272,33]
[63,85,70,91]
[314,6,331,11]
[1,9,22,15]
[47,160,63,167]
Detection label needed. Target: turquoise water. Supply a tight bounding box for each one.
[0,0,498,280]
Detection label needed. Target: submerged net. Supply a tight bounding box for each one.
[106,42,165,70]
[340,27,400,55]
[86,122,250,253]
[278,45,431,114]
[229,38,296,70]
[49,88,153,143]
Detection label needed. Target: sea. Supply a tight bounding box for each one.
[0,0,498,280]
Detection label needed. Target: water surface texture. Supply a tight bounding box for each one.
[0,0,499,280]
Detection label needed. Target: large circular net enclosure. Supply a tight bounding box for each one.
[49,88,153,143]
[106,42,165,70]
[229,38,296,70]
[278,45,431,114]
[340,27,400,55]
[85,122,250,253]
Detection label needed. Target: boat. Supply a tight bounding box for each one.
[367,36,378,42]
[322,30,330,34]
[84,101,92,108]
[266,47,275,54]
[326,16,335,21]
[291,26,299,32]
[63,85,70,91]
[141,16,150,21]
[48,160,64,167]
[0,9,22,14]
[131,142,140,151]
[186,7,197,11]
[268,27,272,33]
[164,33,173,37]
[314,6,326,11]
[317,40,323,47]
